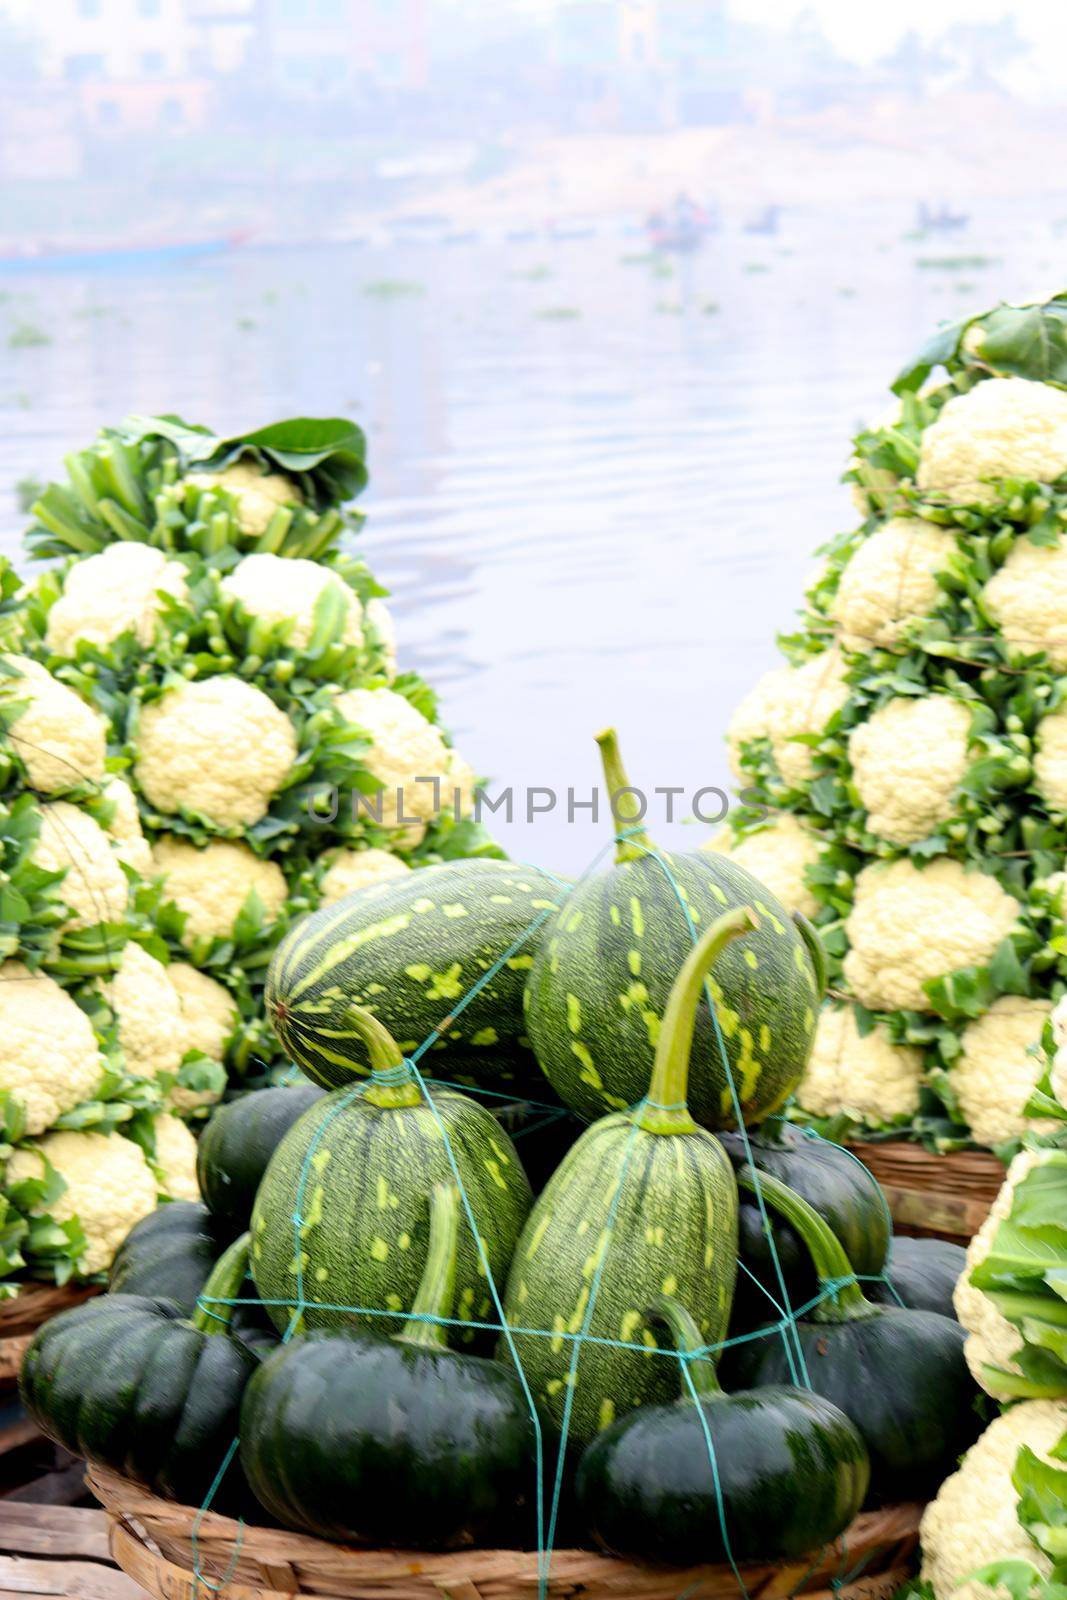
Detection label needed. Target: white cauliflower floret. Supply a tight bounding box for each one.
[99,776,151,875]
[148,1112,199,1202]
[44,543,187,657]
[726,664,795,781]
[100,941,184,1084]
[921,1399,1067,1600]
[1033,705,1067,815]
[843,858,1021,1013]
[446,749,478,819]
[318,846,412,907]
[135,676,297,830]
[955,1149,1050,1396]
[705,814,822,920]
[0,657,106,794]
[335,686,453,848]
[168,962,237,1061]
[917,377,1067,505]
[952,998,1054,1149]
[219,553,363,651]
[796,1003,923,1127]
[185,459,303,538]
[1051,993,1067,1108]
[6,1129,158,1276]
[33,801,129,930]
[365,597,397,680]
[848,694,972,846]
[151,836,288,944]
[830,518,955,653]
[984,535,1067,669]
[769,649,851,788]
[0,961,103,1136]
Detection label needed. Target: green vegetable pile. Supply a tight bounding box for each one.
[0,413,496,1288]
[718,289,1067,1155]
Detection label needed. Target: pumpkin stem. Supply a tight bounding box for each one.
[791,910,828,1000]
[647,1295,723,1401]
[595,727,654,864]
[636,907,759,1135]
[191,1232,251,1335]
[395,1184,459,1351]
[736,1170,873,1323]
[345,1005,422,1109]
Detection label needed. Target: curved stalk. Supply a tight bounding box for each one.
[191,1232,250,1335]
[344,1005,421,1109]
[647,1295,722,1401]
[736,1169,873,1323]
[636,907,758,1135]
[791,911,828,1000]
[595,728,654,864]
[395,1184,459,1351]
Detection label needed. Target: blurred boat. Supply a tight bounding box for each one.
[0,231,248,274]
[916,202,969,232]
[646,194,712,253]
[743,205,781,235]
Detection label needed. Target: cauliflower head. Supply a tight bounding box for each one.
[33,801,129,930]
[219,553,363,651]
[147,1111,199,1202]
[365,597,397,681]
[0,961,103,1136]
[44,542,187,658]
[843,858,1021,1013]
[151,835,288,944]
[135,676,297,830]
[1051,993,1067,1108]
[727,651,850,789]
[0,656,107,794]
[830,517,955,653]
[185,459,303,537]
[848,694,972,846]
[984,534,1067,669]
[335,686,453,848]
[99,776,151,875]
[726,664,795,781]
[100,940,184,1085]
[1033,705,1067,815]
[168,962,237,1061]
[917,377,1067,506]
[318,846,412,907]
[795,1002,923,1128]
[920,1398,1067,1600]
[705,814,822,920]
[952,997,1054,1149]
[6,1129,158,1276]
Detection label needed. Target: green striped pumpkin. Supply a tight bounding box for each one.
[251,1006,532,1340]
[266,861,565,1092]
[525,730,822,1128]
[497,909,749,1448]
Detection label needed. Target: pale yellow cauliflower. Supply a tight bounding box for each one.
[984,534,1067,668]
[955,1149,1050,1395]
[1051,992,1067,1108]
[99,776,151,875]
[33,801,129,930]
[147,1112,200,1202]
[365,597,398,680]
[219,553,363,651]
[135,676,297,830]
[185,459,304,537]
[1033,705,1067,814]
[0,657,107,794]
[952,998,1054,1149]
[6,1129,158,1276]
[726,663,795,781]
[335,686,454,848]
[151,836,288,944]
[168,963,237,1061]
[0,962,103,1136]
[917,376,1067,505]
[318,846,412,907]
[848,694,972,846]
[100,941,184,1084]
[795,1003,923,1128]
[727,651,850,789]
[44,543,187,657]
[843,858,1021,1012]
[830,518,955,652]
[705,814,822,919]
[920,1399,1067,1600]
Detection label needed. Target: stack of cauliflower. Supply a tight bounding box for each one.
[719,290,1067,1154]
[0,413,488,1286]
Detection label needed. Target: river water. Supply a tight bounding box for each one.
[0,200,1056,871]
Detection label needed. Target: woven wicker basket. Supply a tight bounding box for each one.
[847,1141,1004,1241]
[0,1281,100,1384]
[88,1466,922,1600]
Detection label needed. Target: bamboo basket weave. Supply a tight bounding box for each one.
[88,1466,922,1600]
[846,1142,1005,1242]
[0,1281,100,1384]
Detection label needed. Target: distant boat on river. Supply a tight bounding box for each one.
[0,231,248,275]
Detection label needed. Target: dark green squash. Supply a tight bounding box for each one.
[21,1234,258,1516]
[525,729,823,1129]
[241,1185,539,1549]
[726,1171,980,1504]
[264,860,566,1091]
[869,1236,966,1320]
[108,1200,223,1311]
[719,1119,890,1331]
[498,909,750,1449]
[576,1295,869,1564]
[197,1084,325,1235]
[251,1005,532,1339]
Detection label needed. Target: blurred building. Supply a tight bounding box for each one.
[263,0,428,100]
